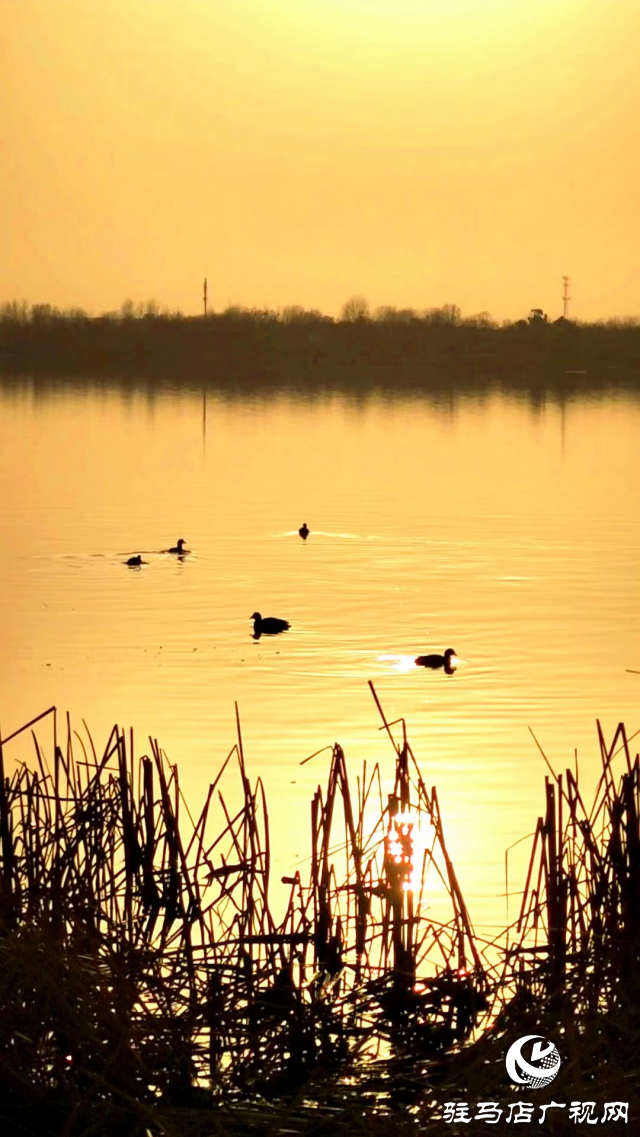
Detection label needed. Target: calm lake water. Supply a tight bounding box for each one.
[1,376,639,936]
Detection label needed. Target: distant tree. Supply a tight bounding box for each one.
[602,315,640,328]
[374,306,417,323]
[306,309,332,322]
[340,295,370,322]
[279,306,330,324]
[423,304,461,326]
[119,298,136,319]
[221,305,276,322]
[280,305,308,323]
[528,308,548,324]
[464,311,494,328]
[439,303,462,325]
[31,303,57,322]
[0,300,29,323]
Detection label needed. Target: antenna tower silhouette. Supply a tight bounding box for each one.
[562,276,571,320]
[203,277,208,317]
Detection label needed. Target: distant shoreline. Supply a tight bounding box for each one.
[2,308,640,395]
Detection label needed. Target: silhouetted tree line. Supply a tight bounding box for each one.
[2,297,640,397]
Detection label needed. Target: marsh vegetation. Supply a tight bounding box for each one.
[1,698,638,1135]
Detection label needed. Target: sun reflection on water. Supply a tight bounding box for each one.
[385,809,434,892]
[378,653,419,673]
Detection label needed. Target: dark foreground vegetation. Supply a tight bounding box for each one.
[2,300,640,398]
[0,689,639,1135]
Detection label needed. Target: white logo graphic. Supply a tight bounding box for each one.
[505,1035,561,1089]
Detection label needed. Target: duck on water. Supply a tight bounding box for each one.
[299,523,309,540]
[251,612,290,637]
[126,554,146,567]
[415,648,457,674]
[168,538,188,554]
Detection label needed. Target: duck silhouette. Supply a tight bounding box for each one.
[168,538,187,554]
[251,612,290,637]
[415,648,457,674]
[126,554,146,567]
[299,523,309,540]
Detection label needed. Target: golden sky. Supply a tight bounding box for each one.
[1,0,639,321]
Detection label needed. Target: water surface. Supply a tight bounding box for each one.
[1,377,639,935]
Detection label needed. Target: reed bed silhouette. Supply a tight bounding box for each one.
[0,698,638,1134]
[435,720,640,1132]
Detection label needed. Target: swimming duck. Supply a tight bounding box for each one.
[251,612,290,636]
[415,648,457,673]
[299,523,309,540]
[126,554,145,567]
[168,538,187,554]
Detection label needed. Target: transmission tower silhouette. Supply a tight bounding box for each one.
[562,276,571,319]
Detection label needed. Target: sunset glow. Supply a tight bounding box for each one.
[2,0,640,1115]
[1,1,638,320]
